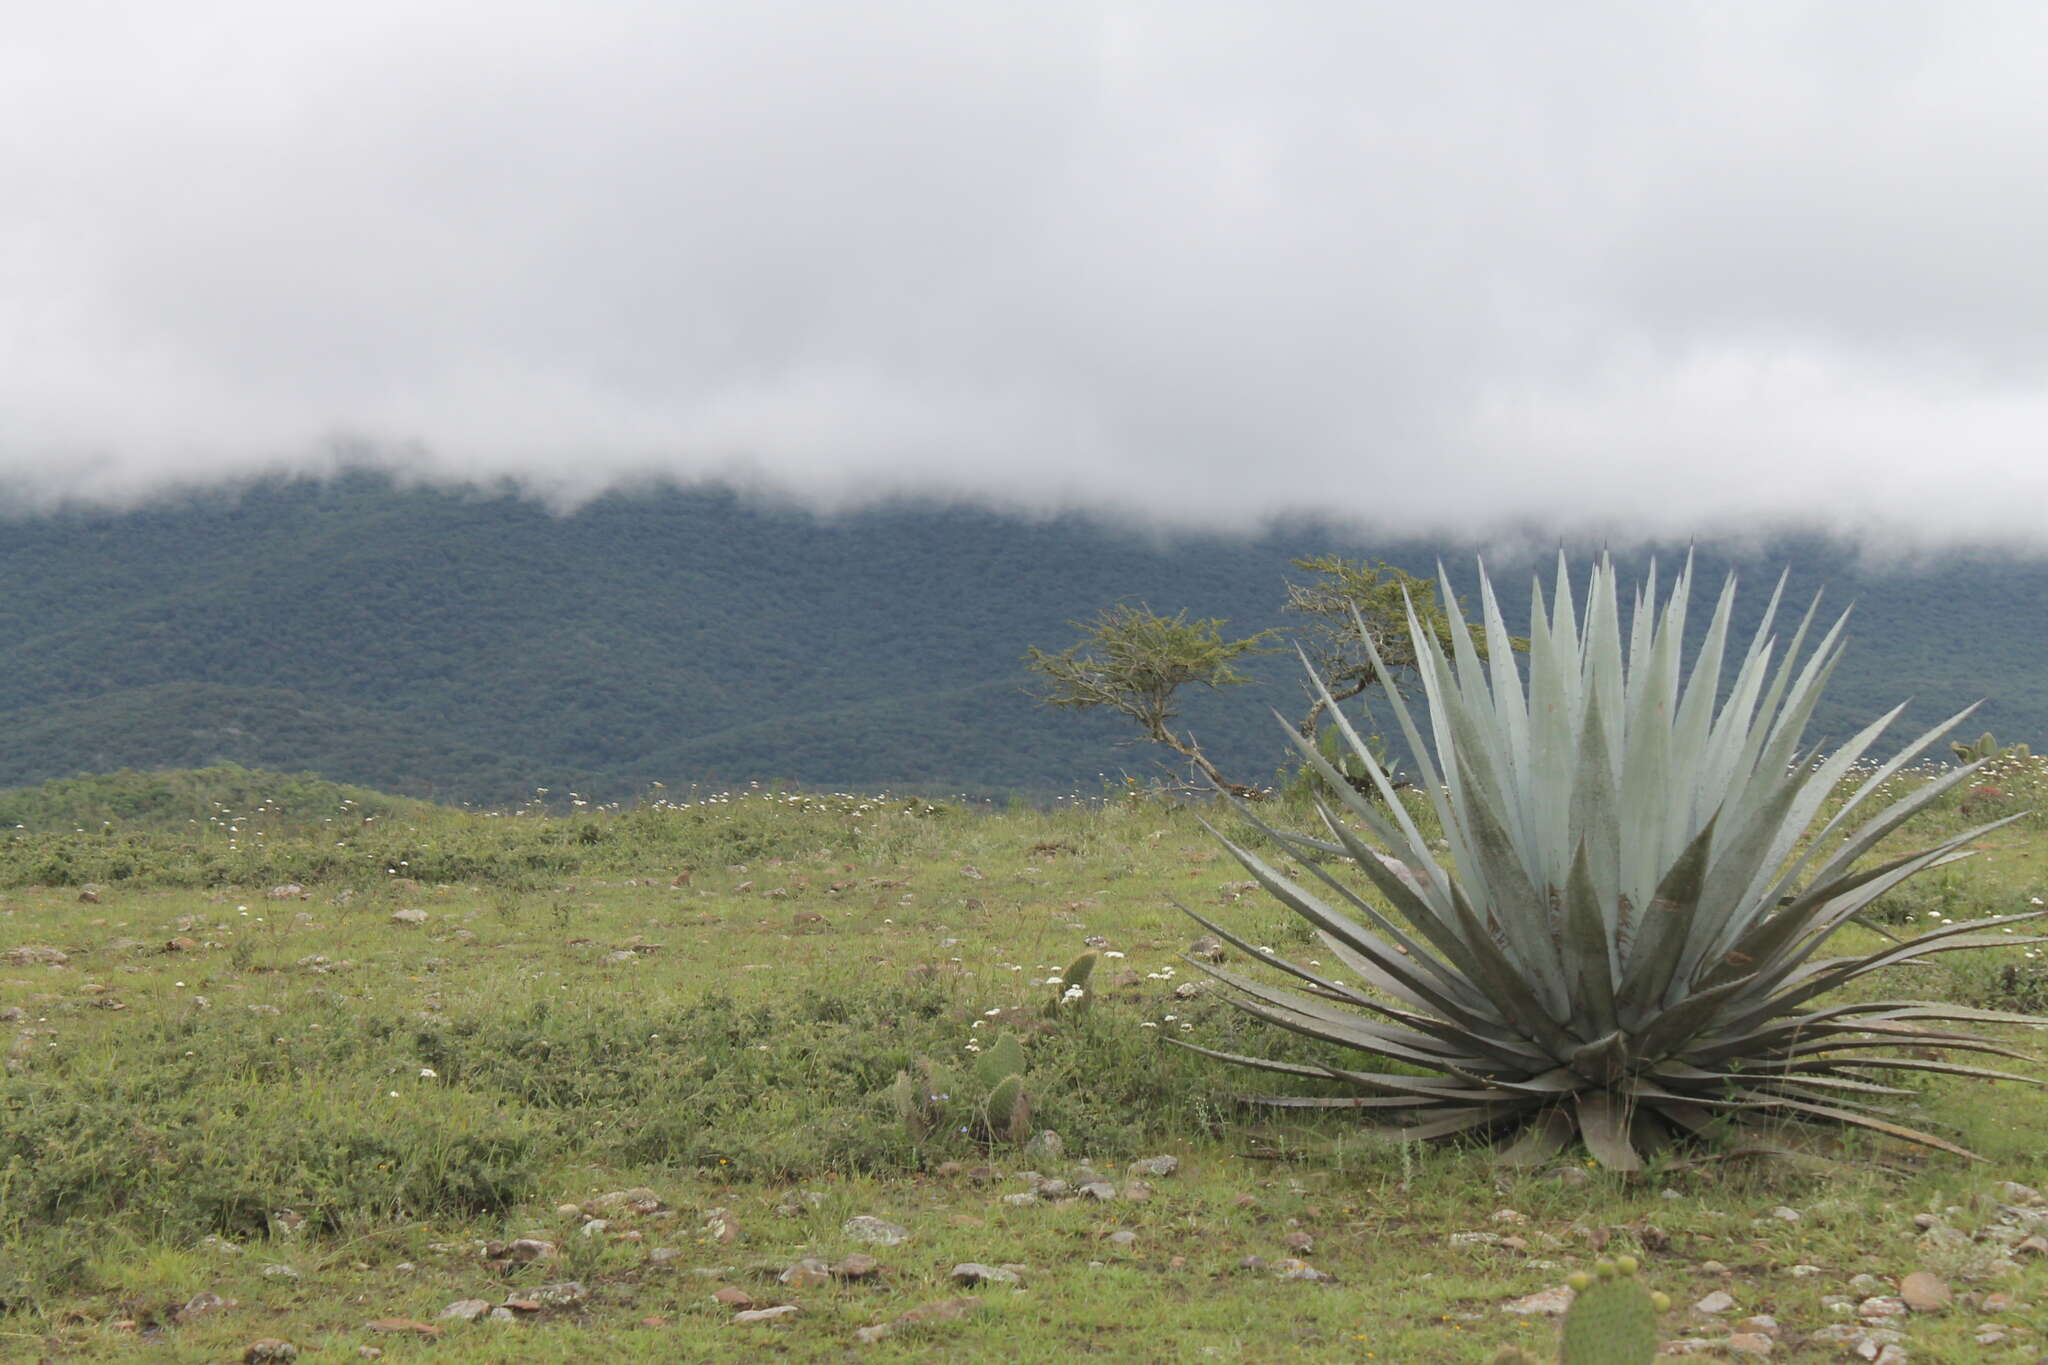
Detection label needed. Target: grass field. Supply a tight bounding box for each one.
[3,766,2048,1362]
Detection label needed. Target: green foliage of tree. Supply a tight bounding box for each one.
[1024,604,1276,794]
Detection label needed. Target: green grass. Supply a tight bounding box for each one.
[2,768,2047,1361]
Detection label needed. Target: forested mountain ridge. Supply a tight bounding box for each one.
[0,472,2040,803]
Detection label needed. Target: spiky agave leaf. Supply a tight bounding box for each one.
[1178,555,2046,1168]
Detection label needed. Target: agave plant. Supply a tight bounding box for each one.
[1178,556,2044,1168]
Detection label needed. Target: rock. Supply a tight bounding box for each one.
[731,1305,800,1325]
[1078,1181,1117,1201]
[1997,1181,2044,1205]
[704,1209,741,1243]
[855,1296,982,1343]
[1768,1206,1801,1223]
[2018,1235,2048,1257]
[437,1300,493,1322]
[1105,1230,1137,1247]
[364,1319,443,1337]
[1022,1130,1065,1160]
[950,1262,1019,1286]
[389,909,428,926]
[712,1287,754,1308]
[779,1258,832,1288]
[1237,1256,1269,1272]
[578,1219,610,1237]
[1502,1286,1575,1316]
[243,1341,298,1363]
[1274,1257,1333,1283]
[834,1253,882,1280]
[3,945,68,965]
[843,1215,910,1246]
[485,1237,555,1262]
[1128,1155,1179,1178]
[521,1282,586,1310]
[1450,1232,1507,1249]
[1001,1192,1038,1207]
[1694,1290,1736,1315]
[1724,1333,1773,1356]
[1899,1271,1951,1312]
[1491,1208,1529,1224]
[1858,1296,1908,1322]
[267,884,304,900]
[1282,1231,1314,1255]
[1121,1181,1155,1203]
[602,950,638,964]
[1787,1264,1823,1278]
[174,1292,234,1322]
[1733,1315,1781,1337]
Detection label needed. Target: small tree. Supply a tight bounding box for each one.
[1023,602,1275,796]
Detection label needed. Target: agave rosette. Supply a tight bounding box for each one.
[1179,556,2045,1167]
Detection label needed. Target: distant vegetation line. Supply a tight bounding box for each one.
[0,472,2040,802]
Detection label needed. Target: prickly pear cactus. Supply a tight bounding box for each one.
[1558,1256,1666,1364]
[1044,951,1100,1016]
[982,1072,1031,1142]
[974,1031,1026,1091]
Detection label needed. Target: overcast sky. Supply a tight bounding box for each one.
[6,3,2048,546]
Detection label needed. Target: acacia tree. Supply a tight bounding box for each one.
[1023,602,1275,796]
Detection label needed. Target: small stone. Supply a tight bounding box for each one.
[1724,1334,1773,1357]
[1282,1231,1314,1255]
[522,1282,587,1310]
[704,1209,742,1243]
[364,1319,442,1337]
[1733,1315,1780,1336]
[1983,1290,2026,1312]
[1694,1290,1736,1315]
[1078,1181,1117,1201]
[1491,1208,1528,1224]
[731,1305,800,1325]
[1022,1130,1065,1160]
[1237,1256,1269,1272]
[1502,1286,1575,1316]
[780,1258,832,1288]
[2017,1235,2048,1257]
[260,1264,300,1280]
[1001,1192,1038,1207]
[834,1254,881,1280]
[1787,1264,1823,1278]
[1858,1296,1908,1321]
[1121,1181,1155,1203]
[243,1340,297,1363]
[1996,1181,2044,1205]
[1,946,66,965]
[712,1287,754,1308]
[579,1218,609,1237]
[648,1247,682,1265]
[1274,1257,1332,1283]
[1768,1205,1801,1223]
[1128,1155,1180,1178]
[487,1237,555,1262]
[175,1292,233,1322]
[1899,1271,1951,1312]
[1700,1260,1728,1275]
[389,909,428,926]
[356,1350,383,1361]
[843,1215,910,1246]
[438,1300,492,1322]
[855,1296,982,1343]
[950,1262,1019,1286]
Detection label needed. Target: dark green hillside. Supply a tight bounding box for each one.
[0,472,2042,801]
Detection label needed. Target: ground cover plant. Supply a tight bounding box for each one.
[0,762,2044,1361]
